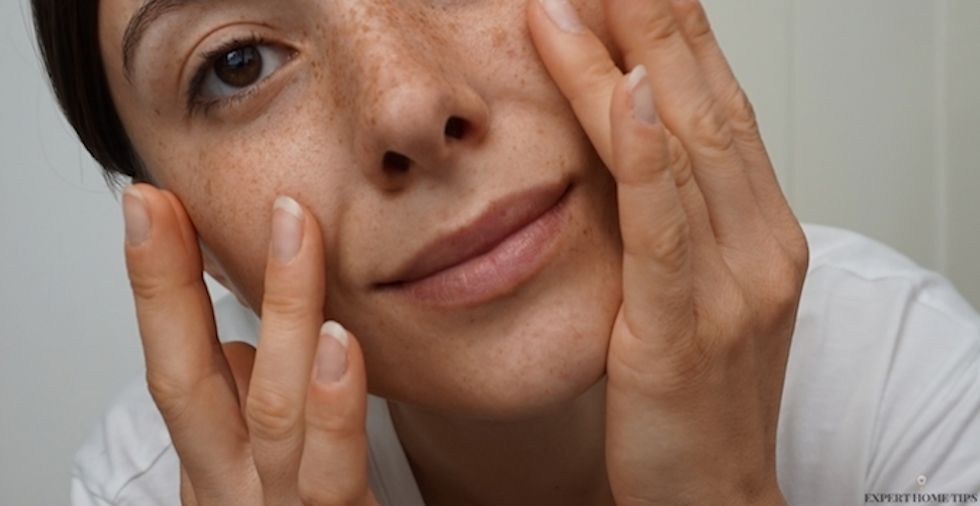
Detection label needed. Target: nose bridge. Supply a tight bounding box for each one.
[365,33,452,141]
[370,58,456,161]
[347,1,446,88]
[338,2,489,189]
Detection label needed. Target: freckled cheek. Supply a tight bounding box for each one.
[169,116,349,309]
[174,149,271,309]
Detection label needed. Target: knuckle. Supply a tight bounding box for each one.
[636,7,682,48]
[306,408,362,439]
[145,370,201,428]
[789,227,811,276]
[774,254,802,287]
[752,255,804,330]
[730,292,756,335]
[782,261,807,304]
[667,136,695,189]
[146,370,188,408]
[723,84,760,136]
[677,0,714,46]
[771,263,803,310]
[773,289,801,323]
[626,210,691,271]
[612,329,712,397]
[261,290,312,320]
[649,217,691,269]
[245,386,300,442]
[129,272,168,301]
[710,285,755,349]
[127,273,162,301]
[128,271,193,303]
[769,229,809,287]
[659,341,712,392]
[688,95,735,154]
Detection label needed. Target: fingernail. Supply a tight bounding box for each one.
[316,321,350,384]
[627,65,659,125]
[271,195,304,263]
[539,0,586,34]
[122,185,150,246]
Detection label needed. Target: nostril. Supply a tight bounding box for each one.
[444,116,468,140]
[383,151,412,174]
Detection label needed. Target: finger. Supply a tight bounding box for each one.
[610,66,694,341]
[298,322,379,506]
[123,184,258,503]
[604,0,768,246]
[670,0,807,255]
[527,0,623,169]
[665,134,712,246]
[663,133,740,307]
[222,341,256,420]
[245,196,326,503]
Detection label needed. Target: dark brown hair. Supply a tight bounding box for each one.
[32,0,148,187]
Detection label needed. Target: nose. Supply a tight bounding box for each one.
[349,17,490,190]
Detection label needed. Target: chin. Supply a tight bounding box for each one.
[456,294,621,422]
[360,224,624,422]
[371,289,622,422]
[349,168,624,421]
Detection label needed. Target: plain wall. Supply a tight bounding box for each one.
[1,0,977,504]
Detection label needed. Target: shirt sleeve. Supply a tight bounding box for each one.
[863,273,980,501]
[776,226,980,505]
[70,475,114,506]
[70,378,181,506]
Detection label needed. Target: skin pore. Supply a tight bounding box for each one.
[100,0,627,504]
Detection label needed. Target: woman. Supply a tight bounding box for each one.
[33,0,980,504]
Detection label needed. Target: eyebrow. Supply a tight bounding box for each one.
[122,0,200,78]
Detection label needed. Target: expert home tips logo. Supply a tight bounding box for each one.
[865,474,979,504]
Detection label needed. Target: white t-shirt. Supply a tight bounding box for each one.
[70,224,980,505]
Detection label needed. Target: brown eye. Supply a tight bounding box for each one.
[214,45,262,87]
[195,42,293,104]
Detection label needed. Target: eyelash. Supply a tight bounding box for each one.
[186,33,277,115]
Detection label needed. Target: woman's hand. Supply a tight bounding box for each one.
[122,185,378,505]
[528,0,809,504]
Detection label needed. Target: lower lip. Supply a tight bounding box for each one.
[383,185,573,308]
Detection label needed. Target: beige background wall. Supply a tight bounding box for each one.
[945,2,980,309]
[706,0,980,305]
[1,0,977,504]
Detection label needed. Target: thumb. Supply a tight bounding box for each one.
[298,320,379,506]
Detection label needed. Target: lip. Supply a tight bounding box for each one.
[376,181,573,307]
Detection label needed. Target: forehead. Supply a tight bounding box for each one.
[99,0,139,50]
[100,0,273,64]
[98,0,441,65]
[108,1,346,92]
[99,0,187,75]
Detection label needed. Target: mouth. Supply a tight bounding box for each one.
[375,180,573,308]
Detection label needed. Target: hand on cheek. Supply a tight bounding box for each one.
[122,184,379,505]
[528,0,809,504]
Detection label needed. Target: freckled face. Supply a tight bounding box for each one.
[100,0,624,419]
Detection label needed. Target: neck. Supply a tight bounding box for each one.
[387,377,615,506]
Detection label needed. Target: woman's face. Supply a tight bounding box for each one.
[99,0,624,419]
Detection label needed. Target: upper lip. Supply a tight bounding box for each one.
[377,180,571,286]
